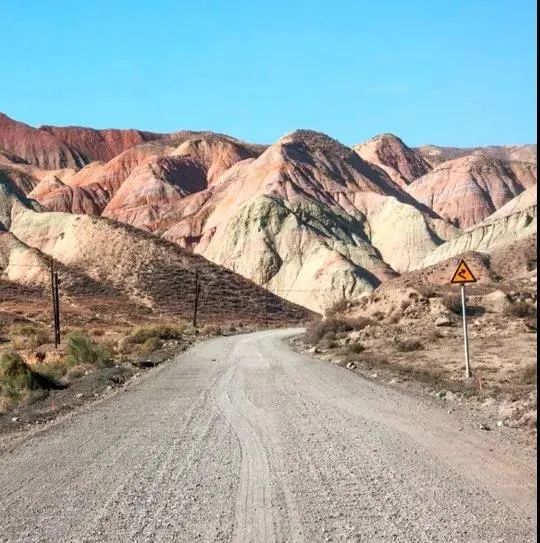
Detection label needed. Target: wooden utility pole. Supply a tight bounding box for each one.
[192,270,201,328]
[264,286,268,328]
[54,271,61,346]
[50,259,59,348]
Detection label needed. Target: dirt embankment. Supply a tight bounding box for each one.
[298,270,537,447]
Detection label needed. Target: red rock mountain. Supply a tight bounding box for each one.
[353,133,432,187]
[406,155,537,228]
[38,125,163,164]
[0,112,162,170]
[1,113,536,311]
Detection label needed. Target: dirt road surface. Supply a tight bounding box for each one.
[0,329,536,542]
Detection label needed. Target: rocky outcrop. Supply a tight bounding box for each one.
[407,155,537,228]
[420,205,537,268]
[353,133,432,187]
[483,184,537,222]
[0,172,41,230]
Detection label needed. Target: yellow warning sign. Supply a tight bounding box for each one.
[450,259,477,284]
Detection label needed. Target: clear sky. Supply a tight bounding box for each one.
[1,1,536,147]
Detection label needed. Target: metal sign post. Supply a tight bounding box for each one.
[460,284,471,378]
[450,259,477,379]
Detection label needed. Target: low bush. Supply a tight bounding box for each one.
[347,342,365,354]
[394,338,424,352]
[140,337,163,354]
[129,324,185,344]
[65,332,111,367]
[9,324,50,348]
[400,300,411,311]
[516,363,537,385]
[304,317,373,345]
[504,302,536,319]
[387,311,402,324]
[203,325,223,336]
[442,295,462,315]
[0,352,36,399]
[325,299,350,317]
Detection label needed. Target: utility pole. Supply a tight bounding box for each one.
[54,271,61,346]
[192,270,201,328]
[50,259,59,348]
[264,286,268,328]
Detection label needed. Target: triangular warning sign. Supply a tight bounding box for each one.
[450,259,477,284]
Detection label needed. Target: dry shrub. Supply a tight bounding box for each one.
[325,299,350,317]
[129,323,185,344]
[417,286,437,299]
[516,363,537,385]
[203,325,223,336]
[504,302,536,319]
[387,311,402,324]
[140,337,163,354]
[347,342,365,354]
[395,338,424,352]
[9,324,50,349]
[304,317,373,345]
[442,295,462,315]
[400,300,411,311]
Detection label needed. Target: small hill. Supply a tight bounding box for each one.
[5,207,312,324]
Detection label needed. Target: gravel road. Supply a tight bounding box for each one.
[0,329,536,542]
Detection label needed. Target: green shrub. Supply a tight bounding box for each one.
[0,352,36,399]
[65,333,111,367]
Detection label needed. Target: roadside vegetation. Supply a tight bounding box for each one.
[0,318,251,417]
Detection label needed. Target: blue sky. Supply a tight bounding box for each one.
[0,1,536,147]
